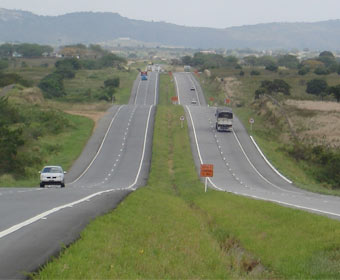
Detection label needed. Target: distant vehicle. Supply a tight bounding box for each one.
[141,71,148,81]
[147,65,152,71]
[39,166,67,188]
[184,65,191,72]
[190,87,195,91]
[215,108,233,132]
[191,99,197,104]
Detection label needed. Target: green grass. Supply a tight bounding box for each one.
[35,74,340,279]
[0,114,93,187]
[63,69,138,104]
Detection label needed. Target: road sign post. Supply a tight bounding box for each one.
[249,118,254,131]
[180,115,185,128]
[200,164,214,192]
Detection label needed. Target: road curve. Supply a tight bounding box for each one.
[0,71,159,279]
[174,72,340,221]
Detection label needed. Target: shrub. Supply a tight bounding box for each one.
[38,73,65,99]
[250,70,260,76]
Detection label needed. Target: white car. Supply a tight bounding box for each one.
[39,166,66,188]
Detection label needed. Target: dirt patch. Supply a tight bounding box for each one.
[64,110,108,130]
[286,100,340,112]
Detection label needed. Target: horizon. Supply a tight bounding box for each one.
[1,0,340,28]
[1,7,340,30]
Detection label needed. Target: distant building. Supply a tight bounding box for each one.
[12,51,22,58]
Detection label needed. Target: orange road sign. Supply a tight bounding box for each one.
[225,98,230,104]
[171,96,178,102]
[200,164,214,177]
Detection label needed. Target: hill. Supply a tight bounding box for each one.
[1,8,340,50]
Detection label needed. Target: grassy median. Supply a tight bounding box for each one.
[35,74,340,279]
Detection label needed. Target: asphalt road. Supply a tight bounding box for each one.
[0,71,159,279]
[174,72,340,220]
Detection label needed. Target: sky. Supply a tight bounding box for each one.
[1,0,340,28]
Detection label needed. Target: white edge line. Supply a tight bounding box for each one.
[70,105,124,184]
[186,105,224,192]
[125,105,154,190]
[185,105,340,219]
[154,73,158,105]
[0,189,116,239]
[174,75,181,105]
[232,129,299,194]
[0,105,154,240]
[250,136,292,184]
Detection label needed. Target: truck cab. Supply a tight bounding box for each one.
[215,108,233,132]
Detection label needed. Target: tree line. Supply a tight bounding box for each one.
[0,43,53,58]
[38,55,125,101]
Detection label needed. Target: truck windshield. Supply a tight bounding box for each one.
[218,112,233,119]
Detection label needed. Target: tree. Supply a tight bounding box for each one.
[328,85,340,102]
[260,79,291,95]
[98,54,126,68]
[103,77,120,102]
[38,73,65,99]
[265,63,278,72]
[306,79,328,98]
[181,55,192,65]
[278,54,299,69]
[243,56,258,66]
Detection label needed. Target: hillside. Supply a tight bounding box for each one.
[1,8,340,50]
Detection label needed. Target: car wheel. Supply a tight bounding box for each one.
[61,183,65,188]
[40,183,45,188]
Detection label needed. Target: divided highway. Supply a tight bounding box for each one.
[0,72,159,279]
[174,72,340,221]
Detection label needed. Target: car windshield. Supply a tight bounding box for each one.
[42,167,62,173]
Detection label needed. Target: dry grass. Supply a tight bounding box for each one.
[286,100,340,112]
[285,100,340,147]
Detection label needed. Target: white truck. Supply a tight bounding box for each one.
[215,108,233,132]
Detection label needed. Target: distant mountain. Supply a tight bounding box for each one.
[1,8,340,50]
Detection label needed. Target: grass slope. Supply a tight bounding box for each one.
[35,74,340,279]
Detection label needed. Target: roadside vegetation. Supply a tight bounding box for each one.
[35,73,340,279]
[0,43,137,187]
[182,52,340,194]
[0,95,93,187]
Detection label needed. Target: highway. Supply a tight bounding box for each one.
[174,72,340,220]
[0,71,159,279]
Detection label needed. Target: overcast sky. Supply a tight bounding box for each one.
[1,0,340,28]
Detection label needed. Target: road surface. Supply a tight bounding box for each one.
[0,72,159,279]
[174,72,340,221]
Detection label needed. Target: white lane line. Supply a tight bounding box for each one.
[0,106,155,240]
[124,105,154,191]
[134,80,142,105]
[250,136,292,184]
[70,106,124,185]
[154,73,158,105]
[0,189,123,240]
[232,129,299,194]
[174,75,181,105]
[186,105,224,191]
[143,78,150,105]
[189,74,201,106]
[185,105,340,219]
